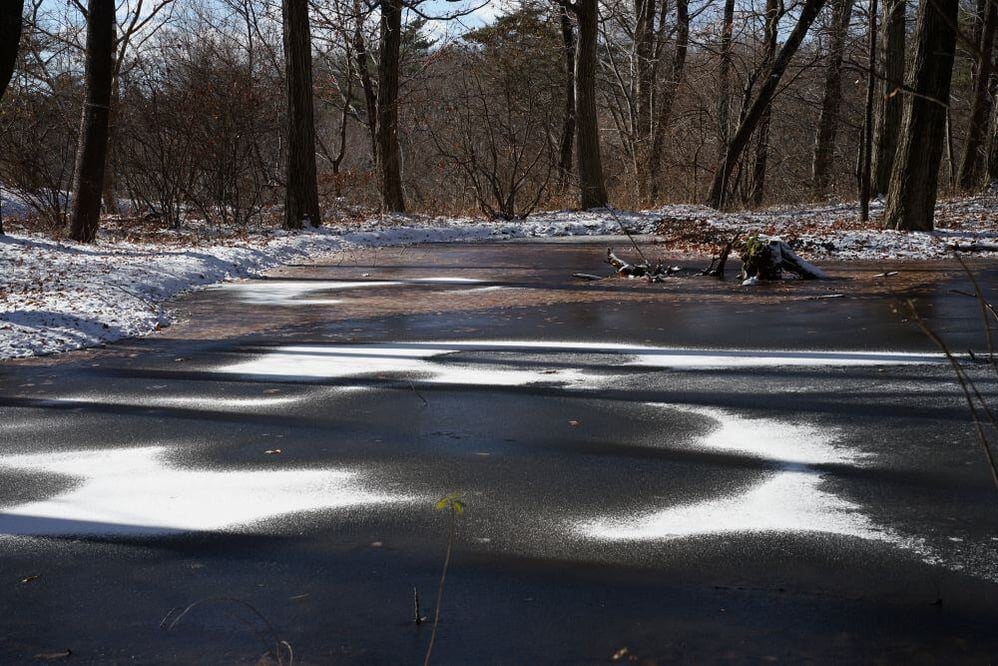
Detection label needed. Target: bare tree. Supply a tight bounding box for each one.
[714,0,735,198]
[958,0,997,190]
[707,0,829,209]
[283,0,321,228]
[883,0,960,231]
[749,0,781,205]
[69,0,114,243]
[560,0,608,208]
[557,5,576,186]
[811,0,855,193]
[871,0,905,195]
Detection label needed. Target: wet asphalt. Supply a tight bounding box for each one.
[1,240,997,664]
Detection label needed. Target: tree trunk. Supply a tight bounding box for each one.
[557,6,576,187]
[102,76,120,215]
[859,0,878,221]
[749,0,780,206]
[353,0,378,165]
[707,0,828,209]
[715,0,736,197]
[871,0,905,195]
[0,0,23,100]
[574,0,608,209]
[376,0,405,213]
[282,0,321,229]
[812,0,855,193]
[958,0,997,190]
[882,0,960,231]
[647,0,690,202]
[69,0,115,243]
[633,0,658,202]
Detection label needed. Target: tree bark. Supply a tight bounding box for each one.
[882,0,960,231]
[633,0,658,202]
[812,0,855,193]
[707,0,828,209]
[859,0,878,220]
[749,0,781,206]
[715,0,736,195]
[0,0,23,101]
[69,0,115,243]
[574,0,608,209]
[557,6,576,187]
[958,0,997,190]
[282,0,321,229]
[871,0,905,195]
[353,0,378,164]
[376,0,405,212]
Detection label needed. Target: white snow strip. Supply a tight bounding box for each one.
[219,340,946,382]
[0,446,408,537]
[217,343,591,387]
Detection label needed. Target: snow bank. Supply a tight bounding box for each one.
[0,211,661,359]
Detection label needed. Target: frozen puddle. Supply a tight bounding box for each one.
[0,446,406,537]
[218,277,486,305]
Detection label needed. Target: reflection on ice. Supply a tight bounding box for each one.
[217,343,591,387]
[214,340,946,388]
[0,446,405,537]
[217,277,486,305]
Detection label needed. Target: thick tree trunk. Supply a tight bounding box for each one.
[871,0,905,195]
[282,0,321,229]
[574,0,608,209]
[0,0,23,101]
[69,0,115,243]
[958,0,997,190]
[882,0,960,231]
[647,0,689,202]
[749,0,780,206]
[377,0,405,213]
[812,0,855,193]
[557,7,576,187]
[707,0,828,209]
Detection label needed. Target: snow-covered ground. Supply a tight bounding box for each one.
[1,197,996,360]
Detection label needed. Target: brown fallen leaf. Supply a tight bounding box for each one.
[20,574,40,584]
[568,420,580,427]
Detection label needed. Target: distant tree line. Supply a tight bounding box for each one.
[0,0,995,240]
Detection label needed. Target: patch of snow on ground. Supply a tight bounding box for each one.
[0,446,408,537]
[574,405,942,564]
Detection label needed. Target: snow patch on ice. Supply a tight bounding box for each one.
[0,446,408,537]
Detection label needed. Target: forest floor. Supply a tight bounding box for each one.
[1,194,996,359]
